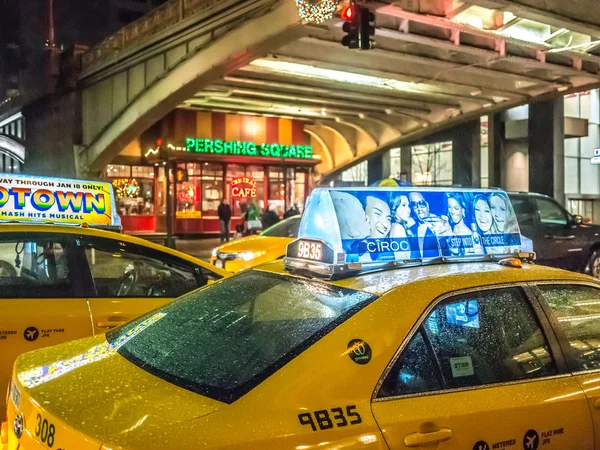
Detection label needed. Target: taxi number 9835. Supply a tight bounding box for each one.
[298,241,323,261]
[34,413,56,448]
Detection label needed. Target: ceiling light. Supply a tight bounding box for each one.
[321,108,327,116]
[249,59,425,93]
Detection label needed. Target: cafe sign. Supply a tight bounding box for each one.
[184,138,313,160]
[231,177,257,198]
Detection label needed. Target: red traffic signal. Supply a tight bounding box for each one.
[341,5,355,21]
[156,138,163,147]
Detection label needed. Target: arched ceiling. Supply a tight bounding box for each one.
[182,0,600,180]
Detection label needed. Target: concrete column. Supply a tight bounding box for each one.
[381,149,392,179]
[400,146,412,182]
[452,121,480,187]
[528,97,565,204]
[488,113,503,188]
[367,153,383,185]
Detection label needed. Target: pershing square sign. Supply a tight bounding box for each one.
[0,174,120,228]
[298,188,522,264]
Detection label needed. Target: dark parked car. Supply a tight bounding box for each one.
[508,192,600,277]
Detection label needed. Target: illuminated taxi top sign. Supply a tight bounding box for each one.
[285,187,522,277]
[0,174,121,229]
[183,138,313,160]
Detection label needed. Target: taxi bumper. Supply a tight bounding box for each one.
[4,380,101,450]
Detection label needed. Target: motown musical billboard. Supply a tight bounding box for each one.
[0,174,121,228]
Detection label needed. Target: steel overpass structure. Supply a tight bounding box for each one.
[6,0,600,181]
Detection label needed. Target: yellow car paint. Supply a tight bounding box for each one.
[0,224,228,418]
[2,261,598,450]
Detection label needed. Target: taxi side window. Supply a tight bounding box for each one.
[379,288,556,398]
[538,284,600,371]
[82,238,206,298]
[0,238,74,298]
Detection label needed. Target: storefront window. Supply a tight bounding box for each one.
[291,171,306,212]
[268,167,286,217]
[177,163,202,218]
[227,165,264,216]
[412,142,453,186]
[107,165,155,216]
[202,163,223,216]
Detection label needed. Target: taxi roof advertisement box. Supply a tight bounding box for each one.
[0,173,121,229]
[298,187,522,264]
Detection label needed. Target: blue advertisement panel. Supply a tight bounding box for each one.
[298,188,522,264]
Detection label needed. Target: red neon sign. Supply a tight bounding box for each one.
[231,177,257,198]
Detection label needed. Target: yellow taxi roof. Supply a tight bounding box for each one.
[259,260,595,297]
[0,223,229,277]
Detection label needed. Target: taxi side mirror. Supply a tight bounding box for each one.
[207,279,215,285]
[572,215,584,226]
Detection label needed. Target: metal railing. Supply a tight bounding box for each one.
[82,0,223,69]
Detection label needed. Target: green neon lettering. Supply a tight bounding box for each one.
[183,138,313,159]
[185,138,195,151]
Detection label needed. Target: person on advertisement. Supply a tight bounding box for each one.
[365,196,392,239]
[330,191,372,263]
[390,194,416,260]
[488,192,519,253]
[408,192,452,258]
[445,192,473,256]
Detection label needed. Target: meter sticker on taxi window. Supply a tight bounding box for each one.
[10,379,20,408]
[446,300,480,329]
[0,173,120,228]
[450,356,475,378]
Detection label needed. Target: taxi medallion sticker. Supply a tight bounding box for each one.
[10,381,20,408]
[347,339,371,365]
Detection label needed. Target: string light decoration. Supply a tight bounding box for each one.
[295,0,340,23]
[112,179,141,198]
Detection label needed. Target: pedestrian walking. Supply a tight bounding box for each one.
[218,199,232,243]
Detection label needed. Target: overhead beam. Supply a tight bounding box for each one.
[461,0,600,39]
[198,85,434,113]
[276,38,548,97]
[222,73,481,108]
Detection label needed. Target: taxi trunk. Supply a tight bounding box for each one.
[3,334,223,450]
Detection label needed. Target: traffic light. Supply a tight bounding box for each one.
[359,7,375,50]
[341,4,359,49]
[175,167,189,183]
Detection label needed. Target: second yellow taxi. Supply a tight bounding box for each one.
[0,174,227,417]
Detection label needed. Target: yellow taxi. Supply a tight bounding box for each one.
[0,174,227,417]
[210,215,300,272]
[4,187,600,450]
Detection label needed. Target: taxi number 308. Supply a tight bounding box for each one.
[298,406,362,432]
[35,413,56,448]
[298,241,322,261]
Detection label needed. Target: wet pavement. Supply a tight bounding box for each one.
[135,236,227,261]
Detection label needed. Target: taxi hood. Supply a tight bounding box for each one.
[217,235,291,254]
[13,334,222,443]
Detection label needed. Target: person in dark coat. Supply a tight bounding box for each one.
[261,205,280,230]
[217,199,232,243]
[283,203,301,219]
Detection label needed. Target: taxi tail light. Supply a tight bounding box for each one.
[1,416,8,445]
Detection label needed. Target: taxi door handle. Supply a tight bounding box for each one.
[404,428,452,447]
[97,321,125,329]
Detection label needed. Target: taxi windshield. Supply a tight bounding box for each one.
[107,271,376,403]
[260,216,300,238]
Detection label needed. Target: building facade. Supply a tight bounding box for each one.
[105,110,318,234]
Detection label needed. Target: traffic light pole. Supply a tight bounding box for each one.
[165,161,176,249]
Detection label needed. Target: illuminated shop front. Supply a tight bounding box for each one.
[104,110,319,234]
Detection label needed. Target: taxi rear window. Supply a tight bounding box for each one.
[107,271,377,403]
